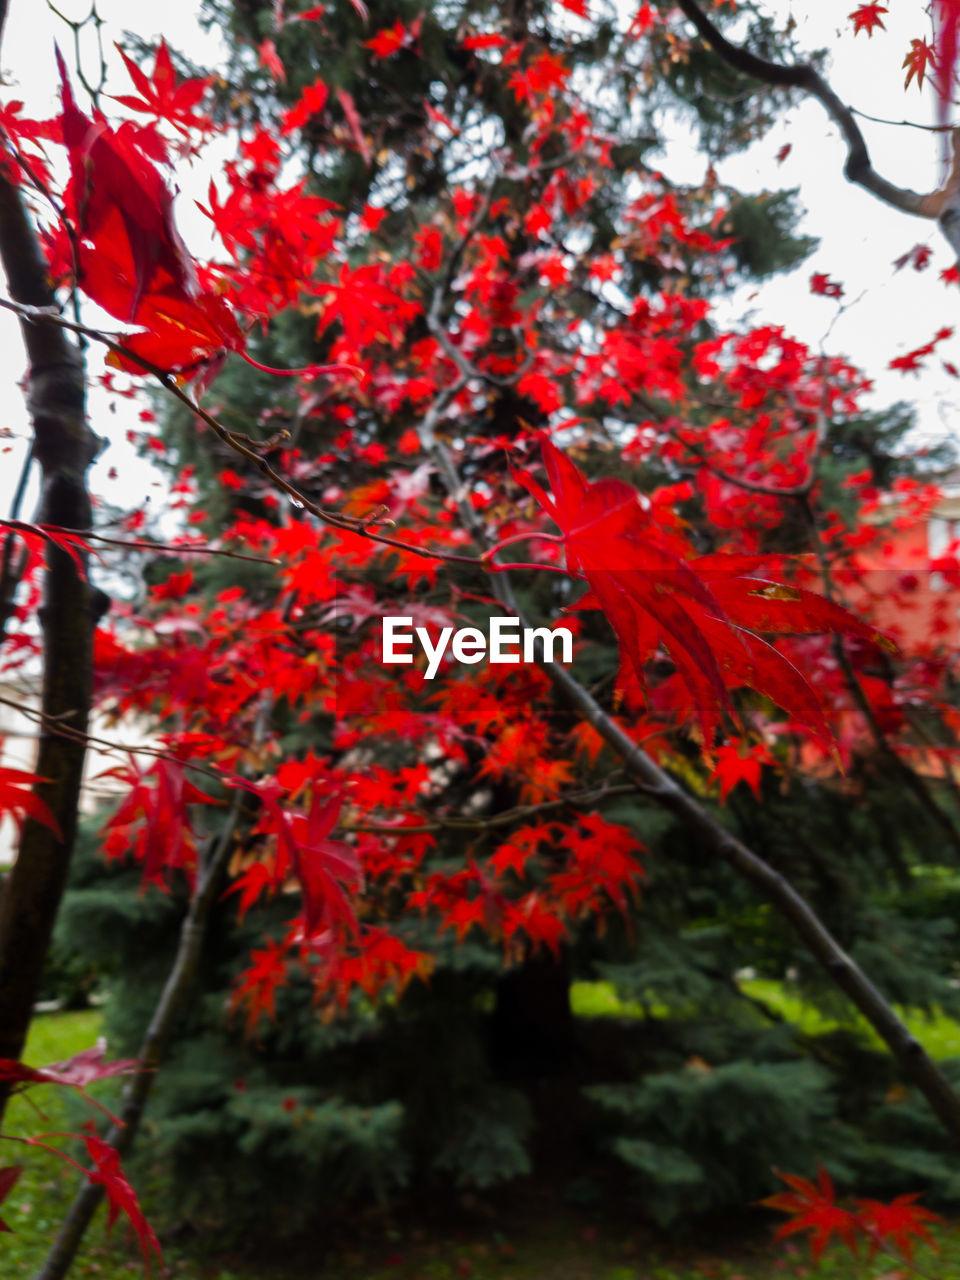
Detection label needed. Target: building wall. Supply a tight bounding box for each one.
[845,497,960,654]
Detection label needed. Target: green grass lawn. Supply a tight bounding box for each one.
[327,1223,960,1280]
[0,1008,203,1279]
[740,978,960,1058]
[571,977,960,1058]
[4,997,960,1279]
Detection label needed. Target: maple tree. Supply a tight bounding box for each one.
[0,0,960,1274]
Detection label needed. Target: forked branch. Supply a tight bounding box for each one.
[675,0,960,250]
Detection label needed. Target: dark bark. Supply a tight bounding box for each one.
[538,645,960,1145]
[0,170,100,1121]
[34,803,239,1280]
[0,445,33,645]
[491,946,578,1078]
[673,0,960,236]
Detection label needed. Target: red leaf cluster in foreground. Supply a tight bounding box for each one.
[0,1048,159,1270]
[764,1166,940,1264]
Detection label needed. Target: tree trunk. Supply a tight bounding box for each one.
[0,170,101,1123]
[491,946,577,1078]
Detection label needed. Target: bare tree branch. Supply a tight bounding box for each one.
[674,0,960,236]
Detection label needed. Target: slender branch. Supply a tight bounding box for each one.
[513,578,960,1143]
[851,107,958,133]
[51,528,280,565]
[674,0,960,222]
[0,296,489,572]
[0,693,247,788]
[426,313,536,389]
[346,782,638,835]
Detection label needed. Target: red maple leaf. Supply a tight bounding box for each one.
[893,243,932,271]
[288,3,327,20]
[711,740,773,802]
[849,4,887,37]
[283,792,362,939]
[889,326,954,373]
[56,50,248,374]
[0,758,62,838]
[505,892,567,957]
[629,4,655,37]
[313,263,412,347]
[514,442,885,745]
[488,823,555,881]
[762,1166,860,1263]
[0,1044,143,1127]
[0,1044,142,1092]
[337,87,372,166]
[58,47,198,321]
[280,77,329,134]
[258,38,286,83]
[365,20,409,58]
[230,938,291,1030]
[84,1133,163,1274]
[113,39,212,131]
[0,1166,22,1233]
[810,272,844,299]
[99,759,217,889]
[224,859,274,920]
[904,37,937,89]
[242,782,361,940]
[109,287,244,375]
[463,32,511,50]
[854,1193,941,1260]
[508,51,570,104]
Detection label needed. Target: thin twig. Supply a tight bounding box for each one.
[0,297,488,573]
[345,782,639,835]
[675,0,959,220]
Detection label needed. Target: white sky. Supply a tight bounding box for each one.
[0,0,956,527]
[0,0,225,526]
[705,1,960,457]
